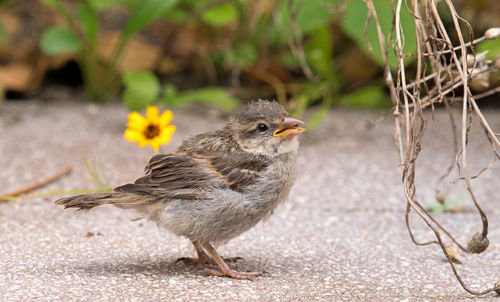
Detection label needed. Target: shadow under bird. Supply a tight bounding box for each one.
[55,99,305,279]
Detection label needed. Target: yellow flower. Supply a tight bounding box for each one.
[124,106,176,151]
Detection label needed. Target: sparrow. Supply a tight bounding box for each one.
[55,99,305,279]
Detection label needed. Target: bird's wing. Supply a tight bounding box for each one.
[179,132,271,192]
[206,154,269,191]
[114,154,225,200]
[116,132,271,198]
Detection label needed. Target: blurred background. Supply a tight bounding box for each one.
[0,0,499,126]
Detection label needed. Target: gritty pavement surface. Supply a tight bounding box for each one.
[0,100,499,301]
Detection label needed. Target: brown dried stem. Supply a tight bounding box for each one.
[364,0,499,296]
[0,166,72,202]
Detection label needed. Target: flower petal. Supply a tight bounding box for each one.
[127,112,148,131]
[157,125,176,145]
[124,129,143,142]
[127,120,146,131]
[125,107,176,151]
[150,140,160,151]
[163,125,176,137]
[159,110,173,126]
[128,112,146,124]
[138,140,149,148]
[146,106,160,123]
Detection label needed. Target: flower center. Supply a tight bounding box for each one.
[143,124,160,139]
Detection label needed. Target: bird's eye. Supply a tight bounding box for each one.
[257,123,268,132]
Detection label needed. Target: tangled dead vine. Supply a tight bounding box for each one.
[362,0,500,296]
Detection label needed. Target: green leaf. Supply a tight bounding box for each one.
[338,85,391,109]
[427,195,463,214]
[87,0,121,10]
[161,83,178,103]
[477,39,500,60]
[274,0,341,41]
[40,27,83,55]
[308,106,329,130]
[39,0,61,8]
[123,0,179,36]
[270,0,340,50]
[225,42,257,68]
[77,2,99,44]
[161,87,239,111]
[117,0,137,6]
[271,1,291,44]
[296,0,340,33]
[279,52,301,69]
[429,201,445,214]
[289,82,331,118]
[342,0,417,69]
[0,21,8,43]
[444,196,463,210]
[122,71,160,111]
[201,3,238,27]
[0,82,3,105]
[164,8,189,23]
[305,26,335,82]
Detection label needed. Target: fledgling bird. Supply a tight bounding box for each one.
[55,99,305,279]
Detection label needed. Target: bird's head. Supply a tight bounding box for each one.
[227,99,305,157]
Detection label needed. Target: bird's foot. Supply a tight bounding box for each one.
[203,268,263,280]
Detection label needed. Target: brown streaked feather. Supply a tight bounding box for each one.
[179,130,271,191]
[115,130,271,198]
[55,192,156,211]
[114,154,222,199]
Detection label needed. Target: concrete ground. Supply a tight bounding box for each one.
[0,100,499,301]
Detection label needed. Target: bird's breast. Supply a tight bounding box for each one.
[245,153,297,210]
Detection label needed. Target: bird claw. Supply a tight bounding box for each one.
[203,268,263,280]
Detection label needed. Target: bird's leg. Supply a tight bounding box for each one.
[176,240,215,265]
[201,242,262,280]
[177,240,243,265]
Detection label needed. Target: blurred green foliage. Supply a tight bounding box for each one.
[41,27,83,55]
[427,195,464,214]
[122,71,161,111]
[338,85,389,109]
[36,0,398,115]
[0,22,8,44]
[478,39,500,59]
[31,0,499,121]
[342,0,417,69]
[123,71,239,111]
[40,0,179,102]
[201,3,238,27]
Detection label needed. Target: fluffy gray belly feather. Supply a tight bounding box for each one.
[155,154,296,244]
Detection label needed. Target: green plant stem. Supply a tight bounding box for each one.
[46,1,104,101]
[109,34,129,75]
[93,33,130,100]
[80,49,93,99]
[52,2,82,39]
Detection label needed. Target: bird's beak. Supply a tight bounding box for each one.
[273,116,306,139]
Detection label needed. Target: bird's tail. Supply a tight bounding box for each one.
[55,192,155,212]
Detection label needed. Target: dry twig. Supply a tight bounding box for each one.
[0,166,72,202]
[363,0,499,296]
